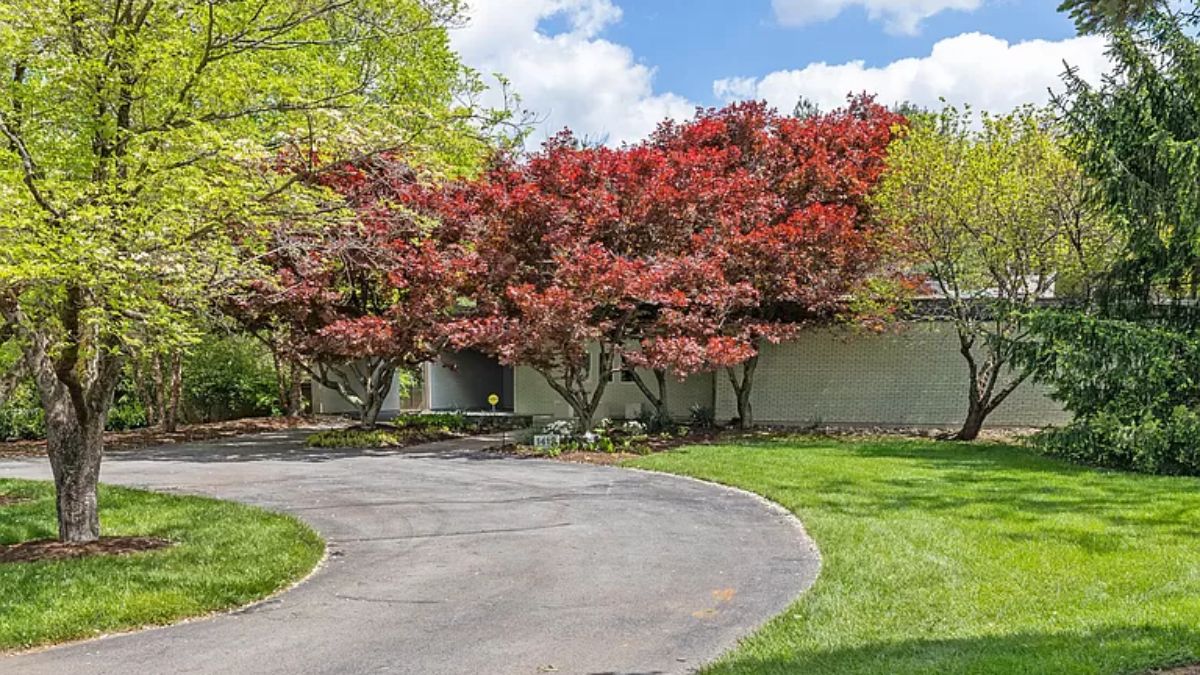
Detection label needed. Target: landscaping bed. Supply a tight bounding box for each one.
[0,416,342,459]
[628,436,1200,675]
[304,412,506,449]
[0,479,323,651]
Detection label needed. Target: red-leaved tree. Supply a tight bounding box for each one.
[422,98,906,431]
[232,158,467,428]
[422,138,668,431]
[630,97,909,428]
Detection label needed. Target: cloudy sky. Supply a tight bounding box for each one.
[449,0,1111,146]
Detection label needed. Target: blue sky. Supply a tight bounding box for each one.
[450,1,1109,145]
[600,1,1081,107]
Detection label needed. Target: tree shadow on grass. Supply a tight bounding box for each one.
[709,624,1200,675]
[736,437,1200,542]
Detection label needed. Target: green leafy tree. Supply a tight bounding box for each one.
[1015,7,1200,473]
[0,0,493,542]
[1058,0,1177,33]
[875,106,1118,440]
[1058,8,1200,309]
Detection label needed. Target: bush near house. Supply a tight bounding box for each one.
[305,413,470,449]
[1016,312,1200,475]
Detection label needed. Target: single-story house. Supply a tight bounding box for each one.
[311,349,515,416]
[313,322,1068,429]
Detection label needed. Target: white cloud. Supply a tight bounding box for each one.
[451,0,696,147]
[772,0,983,34]
[714,32,1110,115]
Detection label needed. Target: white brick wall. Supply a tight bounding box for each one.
[515,322,1070,429]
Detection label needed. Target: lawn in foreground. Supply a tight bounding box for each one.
[630,437,1200,675]
[0,479,324,651]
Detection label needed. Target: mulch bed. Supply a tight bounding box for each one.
[492,430,724,465]
[0,536,173,564]
[0,416,344,459]
[492,423,1043,465]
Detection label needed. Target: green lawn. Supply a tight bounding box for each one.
[629,437,1200,675]
[0,479,324,651]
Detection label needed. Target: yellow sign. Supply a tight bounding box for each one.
[487,393,500,406]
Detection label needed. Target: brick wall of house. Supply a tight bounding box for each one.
[712,323,1069,428]
[514,322,1070,429]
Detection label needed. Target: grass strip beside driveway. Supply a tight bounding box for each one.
[0,479,324,651]
[630,437,1200,675]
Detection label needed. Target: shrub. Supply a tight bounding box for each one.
[689,404,716,429]
[183,336,279,422]
[1015,312,1200,475]
[0,378,147,440]
[0,382,45,440]
[306,426,452,449]
[1032,406,1200,476]
[392,412,466,431]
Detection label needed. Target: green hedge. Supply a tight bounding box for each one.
[1016,311,1200,475]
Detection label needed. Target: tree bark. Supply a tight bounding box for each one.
[272,351,305,417]
[15,302,123,543]
[726,353,759,430]
[629,368,670,429]
[953,401,987,441]
[44,393,106,542]
[947,330,1030,442]
[163,350,182,432]
[287,360,304,417]
[359,360,395,429]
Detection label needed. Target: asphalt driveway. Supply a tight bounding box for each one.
[0,431,819,675]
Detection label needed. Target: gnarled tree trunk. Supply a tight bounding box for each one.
[538,347,615,433]
[630,368,670,429]
[726,353,759,430]
[43,392,107,542]
[950,332,1030,442]
[13,293,123,543]
[310,358,396,429]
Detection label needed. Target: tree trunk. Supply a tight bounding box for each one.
[653,369,669,427]
[629,368,671,429]
[44,395,106,542]
[953,402,987,441]
[359,361,395,430]
[726,354,759,430]
[361,394,385,429]
[163,351,182,432]
[273,352,305,417]
[8,290,123,543]
[287,360,304,417]
[152,353,166,428]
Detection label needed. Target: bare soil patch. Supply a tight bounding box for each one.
[0,536,173,564]
[0,416,344,458]
[1153,666,1200,675]
[0,495,33,507]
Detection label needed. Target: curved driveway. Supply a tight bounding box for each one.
[0,431,819,675]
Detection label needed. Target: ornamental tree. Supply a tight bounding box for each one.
[636,98,908,428]
[428,138,668,432]
[875,106,1118,440]
[231,157,471,428]
[0,0,489,542]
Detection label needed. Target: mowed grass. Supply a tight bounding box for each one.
[629,437,1200,675]
[0,479,324,651]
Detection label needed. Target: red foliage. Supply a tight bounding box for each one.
[631,96,908,383]
[230,155,465,382]
[418,97,906,427]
